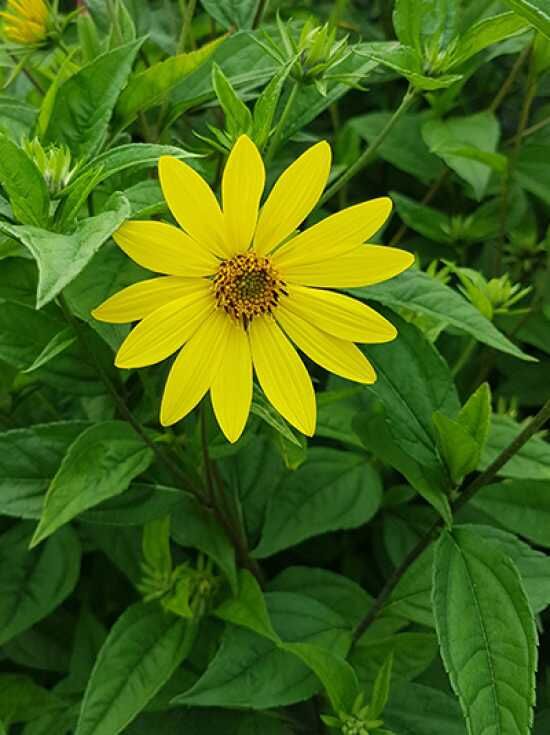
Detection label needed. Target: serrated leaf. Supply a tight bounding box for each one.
[253,449,382,558]
[446,12,530,70]
[283,643,360,713]
[433,527,537,735]
[480,414,550,479]
[116,39,223,125]
[75,603,197,735]
[369,653,394,719]
[0,134,49,227]
[432,411,481,484]
[352,269,534,362]
[22,328,76,374]
[0,194,130,308]
[31,421,154,546]
[173,592,350,709]
[44,39,144,160]
[215,569,279,642]
[422,112,500,200]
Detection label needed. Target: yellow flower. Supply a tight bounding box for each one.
[1,0,48,45]
[93,136,414,443]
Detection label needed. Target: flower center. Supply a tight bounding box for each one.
[214,252,287,329]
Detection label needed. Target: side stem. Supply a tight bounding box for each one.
[351,398,550,646]
[319,84,417,206]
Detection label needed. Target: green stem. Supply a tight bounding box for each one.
[451,337,476,378]
[319,84,417,206]
[178,0,197,52]
[200,406,265,586]
[350,397,550,647]
[252,0,270,29]
[495,45,537,275]
[58,295,204,503]
[264,81,300,166]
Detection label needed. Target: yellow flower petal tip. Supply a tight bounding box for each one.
[95,135,413,441]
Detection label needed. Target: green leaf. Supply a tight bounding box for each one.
[0,422,89,520]
[22,328,76,373]
[432,412,482,484]
[391,191,454,243]
[250,392,302,448]
[30,421,154,547]
[386,546,434,627]
[0,674,60,725]
[480,413,550,479]
[283,643,360,713]
[64,144,194,198]
[384,682,466,735]
[446,12,530,69]
[200,0,260,29]
[269,566,373,628]
[460,524,550,614]
[142,516,172,579]
[422,112,500,200]
[116,39,223,125]
[351,633,437,694]
[54,166,104,231]
[357,42,463,90]
[215,569,279,642]
[0,134,49,227]
[80,483,181,527]
[433,527,537,735]
[253,448,382,558]
[44,39,143,160]
[171,493,238,593]
[471,479,550,548]
[0,523,81,646]
[458,383,492,448]
[361,309,458,467]
[501,0,550,38]
[0,194,130,308]
[352,269,534,362]
[172,592,350,709]
[75,603,197,735]
[393,0,459,57]
[251,64,291,149]
[212,62,253,137]
[369,654,394,720]
[347,113,445,184]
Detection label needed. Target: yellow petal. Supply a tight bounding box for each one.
[249,316,316,436]
[210,321,253,442]
[273,197,393,268]
[283,284,397,343]
[222,135,265,255]
[253,141,332,256]
[158,156,227,258]
[114,220,219,277]
[280,244,415,288]
[277,307,376,384]
[92,276,205,324]
[115,284,214,368]
[160,310,231,426]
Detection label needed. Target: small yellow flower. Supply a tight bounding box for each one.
[93,136,414,443]
[1,0,48,45]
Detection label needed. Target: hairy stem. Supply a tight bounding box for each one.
[351,398,550,646]
[319,84,417,206]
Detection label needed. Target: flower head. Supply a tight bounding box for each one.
[93,136,414,443]
[1,0,49,45]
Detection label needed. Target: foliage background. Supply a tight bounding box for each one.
[0,0,550,733]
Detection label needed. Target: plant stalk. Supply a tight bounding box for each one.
[319,84,417,206]
[351,398,550,646]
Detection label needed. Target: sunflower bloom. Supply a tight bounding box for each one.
[1,0,48,45]
[93,136,414,442]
